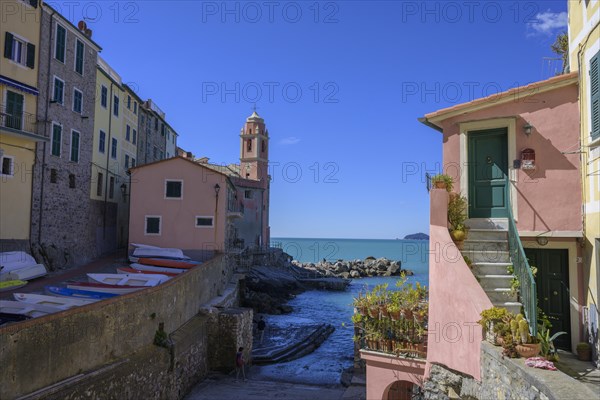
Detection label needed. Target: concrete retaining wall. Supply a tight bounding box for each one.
[0,254,240,399]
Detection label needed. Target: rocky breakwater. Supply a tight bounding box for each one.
[292,256,413,279]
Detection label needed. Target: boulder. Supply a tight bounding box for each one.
[350,270,360,278]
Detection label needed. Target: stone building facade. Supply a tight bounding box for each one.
[137,100,168,165]
[30,5,102,269]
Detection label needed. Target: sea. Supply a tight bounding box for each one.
[252,238,429,385]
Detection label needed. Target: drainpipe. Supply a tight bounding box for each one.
[36,9,57,248]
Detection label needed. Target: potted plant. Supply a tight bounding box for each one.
[448,194,468,248]
[536,326,566,361]
[576,342,591,361]
[387,303,401,321]
[431,174,454,192]
[479,307,511,345]
[513,318,541,358]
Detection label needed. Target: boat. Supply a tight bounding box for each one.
[136,257,199,269]
[87,273,170,286]
[0,251,47,281]
[0,280,27,292]
[131,243,190,260]
[116,267,179,277]
[67,282,147,295]
[0,312,31,326]
[0,300,63,318]
[129,263,185,274]
[13,293,97,309]
[45,286,119,300]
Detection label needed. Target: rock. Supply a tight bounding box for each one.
[350,270,360,278]
[388,263,400,274]
[365,256,376,261]
[402,269,414,276]
[340,272,350,279]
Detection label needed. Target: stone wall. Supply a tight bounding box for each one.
[30,9,101,270]
[423,342,596,400]
[0,254,241,399]
[207,308,254,372]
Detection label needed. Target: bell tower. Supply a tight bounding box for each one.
[240,111,269,182]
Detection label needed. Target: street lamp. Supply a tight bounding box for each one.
[214,183,220,196]
[120,183,127,201]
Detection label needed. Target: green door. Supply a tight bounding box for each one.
[468,129,509,218]
[524,248,571,350]
[6,90,24,130]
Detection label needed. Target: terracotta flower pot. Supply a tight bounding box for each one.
[434,181,447,190]
[516,343,541,358]
[366,339,379,351]
[368,306,379,319]
[389,310,401,321]
[577,347,591,361]
[380,305,390,318]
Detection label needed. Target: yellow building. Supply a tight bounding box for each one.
[0,0,47,250]
[568,0,599,363]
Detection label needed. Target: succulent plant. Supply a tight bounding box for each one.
[518,319,529,344]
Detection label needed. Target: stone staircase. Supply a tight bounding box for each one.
[463,218,522,315]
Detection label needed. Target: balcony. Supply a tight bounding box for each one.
[0,104,47,141]
[227,201,244,219]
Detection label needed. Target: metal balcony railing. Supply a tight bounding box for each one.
[507,195,538,336]
[0,104,39,136]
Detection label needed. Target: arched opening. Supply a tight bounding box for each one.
[383,380,421,400]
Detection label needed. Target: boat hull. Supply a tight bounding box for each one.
[45,286,118,300]
[87,273,170,286]
[0,300,63,317]
[116,267,179,277]
[129,263,185,274]
[136,258,198,269]
[68,282,146,295]
[14,293,97,309]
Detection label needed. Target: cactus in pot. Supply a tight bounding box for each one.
[518,319,529,344]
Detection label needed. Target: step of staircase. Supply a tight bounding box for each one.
[463,239,509,252]
[484,287,518,303]
[476,274,513,290]
[492,301,522,315]
[465,218,509,230]
[471,262,512,275]
[463,249,510,263]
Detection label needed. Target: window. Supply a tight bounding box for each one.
[153,146,158,159]
[111,138,117,159]
[50,168,57,183]
[53,77,64,104]
[54,24,66,62]
[145,216,161,235]
[261,140,266,152]
[195,216,214,228]
[96,172,103,195]
[591,50,599,141]
[134,102,137,114]
[4,32,35,68]
[244,190,252,199]
[100,85,107,108]
[132,129,137,144]
[126,125,131,141]
[69,174,76,188]
[131,158,136,167]
[127,95,131,109]
[161,123,165,136]
[73,88,82,113]
[5,90,23,130]
[125,154,129,168]
[113,95,119,116]
[109,176,115,199]
[51,123,62,157]
[99,130,106,153]
[159,150,164,159]
[1,155,14,176]
[74,39,84,74]
[165,180,182,198]
[154,118,158,130]
[247,139,252,152]
[70,130,80,162]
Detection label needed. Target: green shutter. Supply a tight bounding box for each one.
[26,43,35,68]
[71,132,79,162]
[591,51,599,140]
[52,125,61,156]
[29,0,38,8]
[55,25,65,62]
[4,32,13,59]
[75,40,84,74]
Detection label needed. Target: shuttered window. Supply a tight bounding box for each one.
[70,130,80,162]
[55,24,66,62]
[591,50,599,141]
[75,39,84,74]
[51,124,62,157]
[3,32,35,68]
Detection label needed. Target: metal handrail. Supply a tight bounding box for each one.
[507,195,537,336]
[425,173,432,192]
[0,103,39,135]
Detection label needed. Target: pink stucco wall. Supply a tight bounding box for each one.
[438,84,581,232]
[361,351,426,400]
[129,158,227,251]
[425,189,493,381]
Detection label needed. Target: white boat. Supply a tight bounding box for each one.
[0,300,62,318]
[87,273,170,287]
[0,251,47,281]
[67,282,145,295]
[130,243,190,260]
[13,293,97,310]
[129,263,185,274]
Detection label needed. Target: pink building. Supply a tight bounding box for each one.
[128,112,271,254]
[361,73,585,398]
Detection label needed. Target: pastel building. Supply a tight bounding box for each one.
[0,0,45,252]
[129,112,271,253]
[30,3,102,268]
[568,0,599,365]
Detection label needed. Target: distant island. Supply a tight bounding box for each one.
[403,233,429,240]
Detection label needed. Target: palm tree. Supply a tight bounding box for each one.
[551,31,569,74]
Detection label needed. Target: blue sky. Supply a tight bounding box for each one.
[55,1,569,239]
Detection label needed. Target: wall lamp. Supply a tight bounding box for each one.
[536,236,548,246]
[523,123,533,136]
[120,183,128,201]
[214,183,220,196]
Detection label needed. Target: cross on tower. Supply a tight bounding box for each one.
[251,103,259,113]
